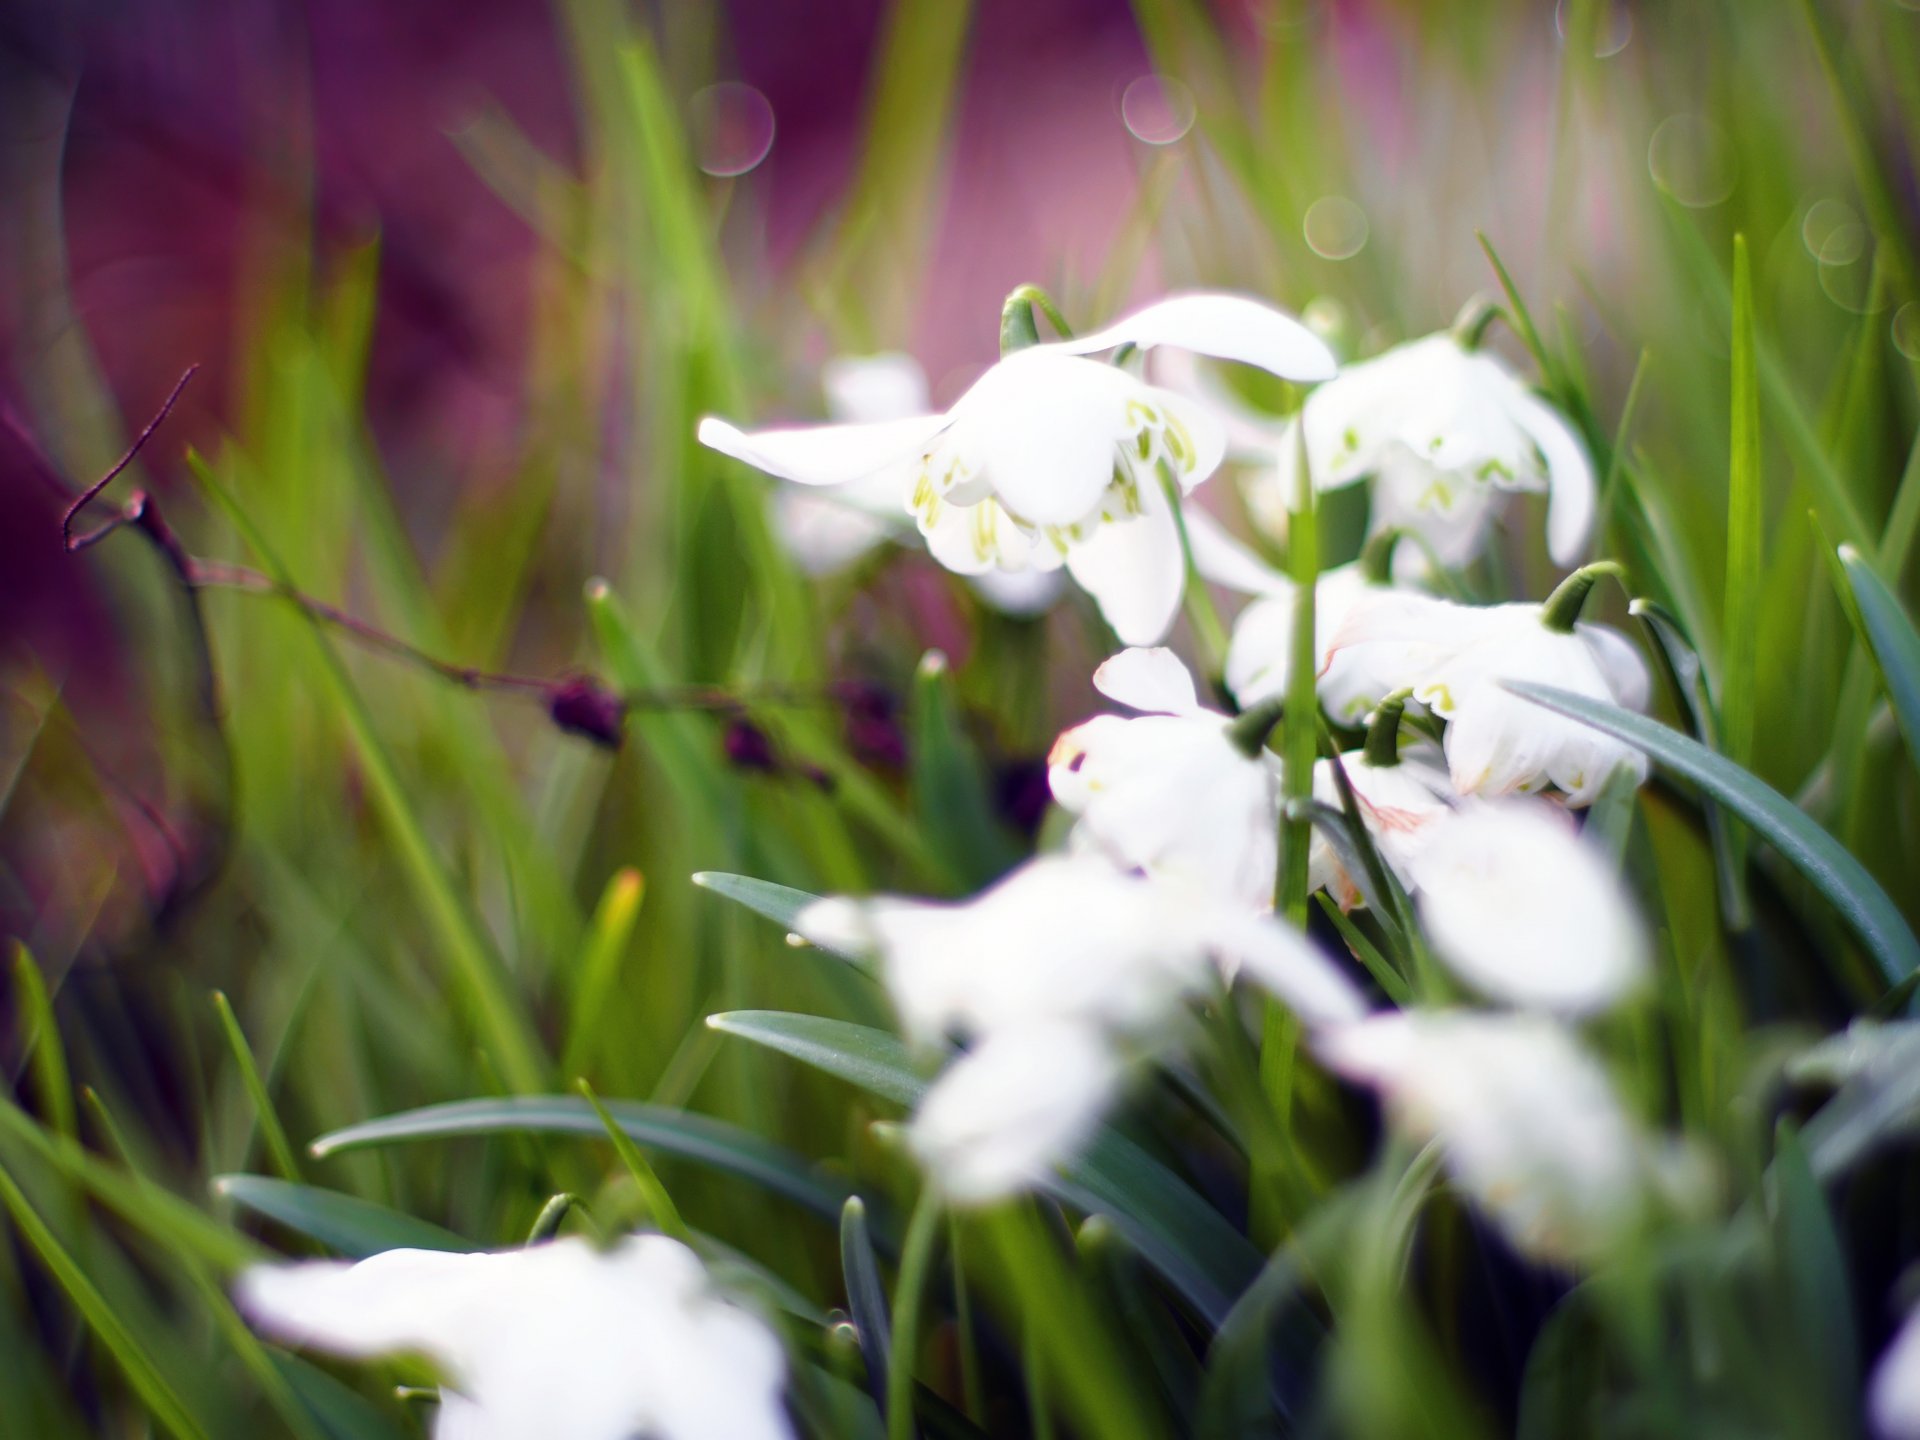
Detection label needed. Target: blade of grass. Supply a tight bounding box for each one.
[561,868,647,1078]
[576,1079,692,1243]
[11,942,75,1142]
[1840,545,1920,769]
[212,991,301,1183]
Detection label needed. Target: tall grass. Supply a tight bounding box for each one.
[3,1,1919,1435]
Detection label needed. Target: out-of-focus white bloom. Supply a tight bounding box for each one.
[234,1236,790,1440]
[1307,746,1456,909]
[702,293,1336,645]
[796,854,1365,1200]
[770,353,1063,616]
[1325,590,1650,804]
[1260,332,1595,571]
[1184,509,1400,723]
[1318,1011,1649,1264]
[1872,1305,1920,1439]
[1408,801,1647,1015]
[1047,647,1280,908]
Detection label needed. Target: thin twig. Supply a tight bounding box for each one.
[59,365,199,552]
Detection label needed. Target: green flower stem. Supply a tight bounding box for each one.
[1162,471,1231,677]
[1363,690,1412,769]
[888,1187,943,1440]
[1540,560,1626,634]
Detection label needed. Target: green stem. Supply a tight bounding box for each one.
[1363,690,1411,769]
[887,1189,943,1440]
[1275,426,1319,925]
[1162,470,1230,675]
[1540,560,1625,633]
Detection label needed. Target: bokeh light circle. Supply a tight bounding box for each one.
[1802,198,1864,265]
[1648,114,1736,208]
[1303,196,1368,260]
[1893,303,1920,360]
[690,82,775,177]
[1553,0,1632,57]
[1121,75,1197,145]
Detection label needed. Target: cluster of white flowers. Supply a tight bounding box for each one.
[232,289,1690,1431]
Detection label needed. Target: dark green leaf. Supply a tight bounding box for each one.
[1505,682,1920,988]
[839,1197,893,1425]
[1841,545,1920,772]
[213,1175,471,1257]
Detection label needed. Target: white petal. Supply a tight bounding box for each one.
[947,352,1136,526]
[968,566,1065,615]
[236,1248,486,1365]
[772,490,897,575]
[1872,1309,1920,1440]
[911,1023,1123,1204]
[1091,647,1202,714]
[1225,591,1297,709]
[1319,1012,1647,1264]
[919,495,1032,576]
[1183,506,1290,597]
[1577,623,1652,713]
[1508,387,1596,565]
[1409,801,1647,1015]
[698,414,946,488]
[1049,291,1337,382]
[822,352,931,423]
[1065,471,1188,647]
[1203,905,1370,1026]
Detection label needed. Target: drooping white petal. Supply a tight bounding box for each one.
[772,490,897,575]
[911,1022,1124,1204]
[1872,1307,1920,1440]
[1049,291,1337,382]
[1091,646,1203,714]
[1201,905,1371,1026]
[1409,801,1647,1015]
[1508,386,1597,565]
[1369,447,1503,574]
[1318,1012,1649,1265]
[1183,506,1291,597]
[1064,466,1189,646]
[1307,748,1457,909]
[1578,622,1652,713]
[698,414,946,488]
[968,566,1065,616]
[236,1237,790,1440]
[1226,563,1382,718]
[822,352,931,422]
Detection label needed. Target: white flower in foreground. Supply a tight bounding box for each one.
[1047,647,1280,908]
[1873,1305,1920,1439]
[770,353,1063,615]
[1325,584,1651,804]
[235,1235,789,1440]
[1183,509,1399,722]
[1409,801,1647,1015]
[1264,331,1596,570]
[796,854,1365,1200]
[1318,1011,1650,1265]
[1307,745,1457,910]
[702,292,1336,645]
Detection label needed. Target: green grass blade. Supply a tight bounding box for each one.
[561,868,647,1078]
[1840,545,1920,770]
[839,1196,897,1432]
[212,990,302,1182]
[1723,236,1762,826]
[308,1096,849,1222]
[1505,681,1920,987]
[910,650,1020,891]
[707,1011,1262,1327]
[213,1175,471,1257]
[576,1078,691,1242]
[0,1158,211,1440]
[11,943,75,1142]
[190,452,548,1094]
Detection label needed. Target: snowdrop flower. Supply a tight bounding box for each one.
[1409,801,1648,1015]
[1318,1011,1650,1265]
[1324,571,1651,804]
[1307,742,1457,910]
[701,292,1336,645]
[1873,1304,1920,1439]
[235,1235,790,1440]
[1047,646,1281,908]
[796,854,1364,1200]
[770,353,1063,615]
[1183,509,1400,722]
[1260,330,1595,572]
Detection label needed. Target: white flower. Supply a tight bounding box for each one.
[701,292,1336,645]
[796,854,1365,1200]
[1307,746,1456,909]
[235,1235,790,1440]
[1183,508,1399,723]
[1047,647,1280,908]
[770,353,1063,616]
[1266,332,1596,570]
[1318,1011,1650,1264]
[1873,1305,1920,1439]
[1324,589,1651,804]
[1408,801,1648,1015]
